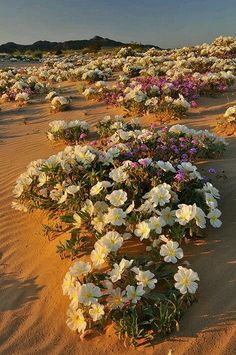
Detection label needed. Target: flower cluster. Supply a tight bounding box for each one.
[102,119,227,162]
[216,106,236,136]
[96,115,141,137]
[1,35,235,116]
[12,117,225,345]
[83,70,235,118]
[0,69,49,104]
[223,106,236,123]
[50,95,71,112]
[47,119,90,143]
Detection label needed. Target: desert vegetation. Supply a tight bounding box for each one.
[1,35,236,352]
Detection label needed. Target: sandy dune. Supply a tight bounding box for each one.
[0,82,236,354]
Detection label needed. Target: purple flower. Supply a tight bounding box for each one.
[131,162,139,168]
[208,168,217,174]
[191,100,197,108]
[174,170,185,182]
[202,176,210,182]
[79,133,87,139]
[174,147,180,154]
[181,153,188,160]
[189,148,197,155]
[90,140,97,146]
[140,144,148,151]
[161,145,168,151]
[124,151,134,159]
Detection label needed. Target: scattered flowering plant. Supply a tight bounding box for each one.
[217,106,236,136]
[50,96,71,112]
[100,119,227,162]
[15,92,30,106]
[81,68,109,83]
[45,91,58,101]
[83,81,191,119]
[82,70,235,119]
[96,115,141,137]
[223,106,236,123]
[47,119,90,143]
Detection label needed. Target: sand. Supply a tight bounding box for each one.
[0,82,236,355]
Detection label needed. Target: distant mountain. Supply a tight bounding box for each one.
[0,36,161,53]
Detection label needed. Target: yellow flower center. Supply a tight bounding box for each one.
[168,247,176,256]
[85,292,93,300]
[182,277,190,286]
[114,296,122,305]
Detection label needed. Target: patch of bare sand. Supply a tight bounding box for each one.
[0,82,236,354]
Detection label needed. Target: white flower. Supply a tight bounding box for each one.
[90,244,109,268]
[107,287,127,309]
[37,172,48,187]
[109,263,124,283]
[69,261,92,278]
[207,209,222,228]
[78,283,102,305]
[66,185,80,195]
[73,213,82,228]
[159,207,176,226]
[126,285,145,303]
[148,216,165,234]
[177,162,197,173]
[90,182,104,196]
[109,167,128,183]
[75,146,96,165]
[194,207,206,229]
[89,303,105,322]
[175,204,196,225]
[91,214,106,233]
[62,272,75,297]
[109,258,133,283]
[69,282,81,310]
[203,182,220,199]
[90,181,112,196]
[81,199,94,216]
[126,201,135,214]
[100,231,123,252]
[134,269,157,289]
[105,208,126,226]
[160,238,183,263]
[174,266,199,294]
[66,308,87,333]
[134,221,150,240]
[205,193,218,209]
[13,175,32,197]
[144,184,171,206]
[157,160,176,173]
[106,189,127,207]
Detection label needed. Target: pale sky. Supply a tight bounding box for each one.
[0,0,235,48]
